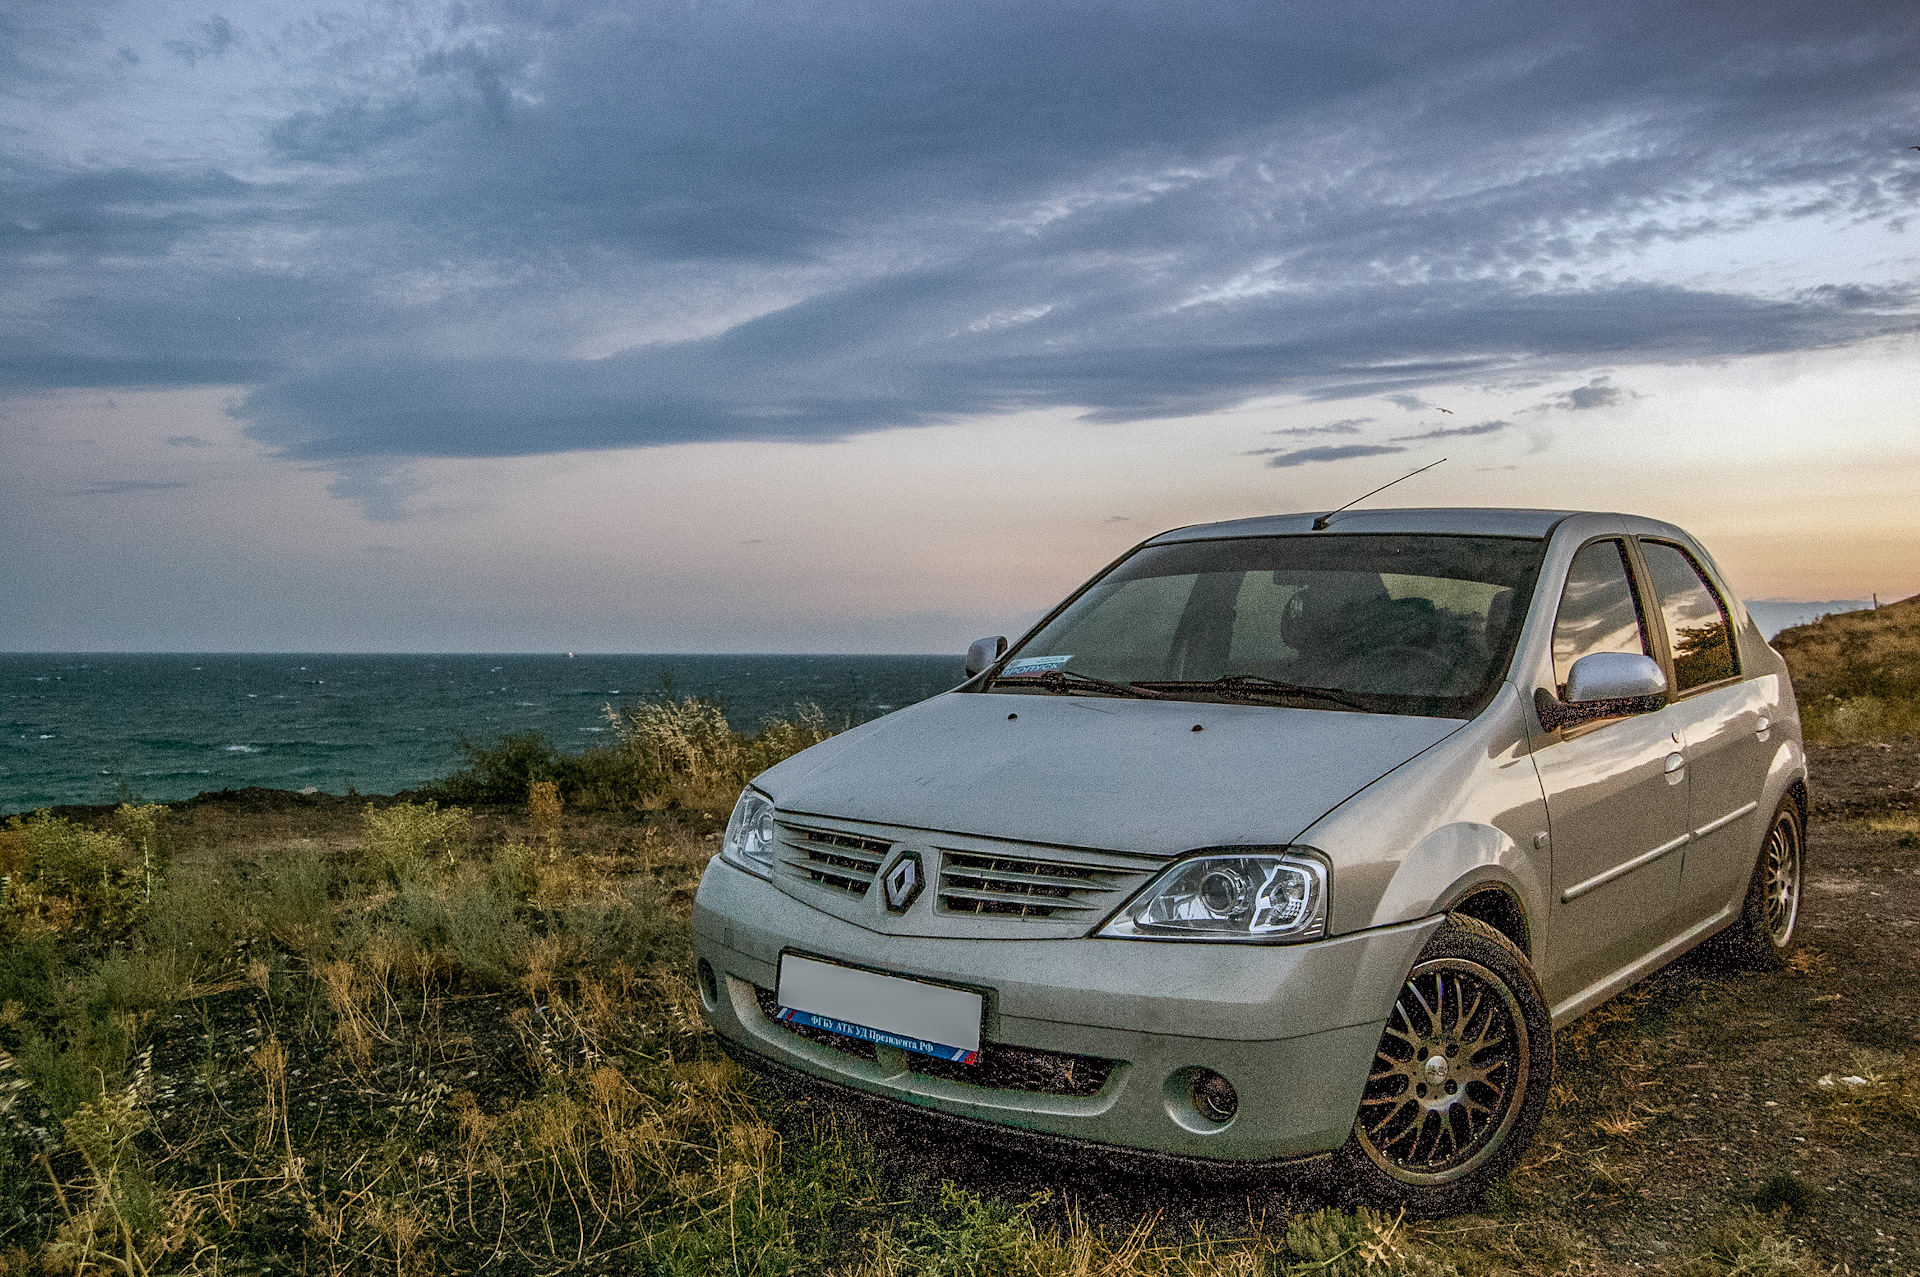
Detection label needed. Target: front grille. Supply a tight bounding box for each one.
[777,822,891,897]
[909,1043,1115,1097]
[753,987,1114,1097]
[937,848,1127,919]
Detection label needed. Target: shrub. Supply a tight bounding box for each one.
[0,813,143,939]
[605,696,743,808]
[529,779,564,845]
[361,801,471,884]
[605,696,838,810]
[428,731,567,805]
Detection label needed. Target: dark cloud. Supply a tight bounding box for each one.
[2,0,1916,491]
[1391,419,1512,441]
[1552,378,1626,410]
[1263,444,1408,468]
[79,479,190,495]
[163,15,237,67]
[1274,418,1373,436]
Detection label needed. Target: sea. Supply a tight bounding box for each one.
[0,653,966,813]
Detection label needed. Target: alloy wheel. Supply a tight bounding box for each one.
[1762,811,1802,947]
[1355,957,1530,1184]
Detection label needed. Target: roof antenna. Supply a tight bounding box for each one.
[1311,457,1447,530]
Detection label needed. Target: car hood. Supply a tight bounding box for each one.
[754,690,1465,855]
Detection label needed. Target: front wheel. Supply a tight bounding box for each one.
[1333,915,1553,1217]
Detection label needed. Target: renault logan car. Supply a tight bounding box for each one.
[690,507,1807,1214]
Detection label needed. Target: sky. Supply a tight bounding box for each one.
[1,0,1916,654]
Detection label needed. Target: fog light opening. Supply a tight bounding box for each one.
[697,959,719,1004]
[1191,1069,1238,1124]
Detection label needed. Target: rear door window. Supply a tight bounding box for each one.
[1550,540,1652,698]
[1639,541,1739,692]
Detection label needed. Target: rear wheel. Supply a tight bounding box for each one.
[1722,797,1804,969]
[1333,915,1552,1217]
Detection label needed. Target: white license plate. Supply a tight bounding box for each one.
[775,953,982,1063]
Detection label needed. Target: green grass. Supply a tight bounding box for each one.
[1770,593,1920,744]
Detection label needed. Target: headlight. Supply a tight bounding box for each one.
[1097,851,1327,942]
[719,788,778,878]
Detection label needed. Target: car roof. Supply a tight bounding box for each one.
[1145,507,1581,543]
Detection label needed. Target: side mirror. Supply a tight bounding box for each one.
[1536,652,1667,730]
[965,636,1008,677]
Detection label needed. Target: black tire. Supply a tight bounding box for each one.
[1332,915,1553,1217]
[1722,796,1805,970]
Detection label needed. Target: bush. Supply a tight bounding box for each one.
[605,696,837,810]
[0,812,144,939]
[361,801,471,884]
[605,696,742,808]
[428,731,568,805]
[428,698,839,813]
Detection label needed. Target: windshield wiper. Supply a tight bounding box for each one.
[1135,674,1371,711]
[987,668,1166,699]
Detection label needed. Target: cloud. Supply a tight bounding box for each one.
[79,479,190,495]
[325,460,422,522]
[1,0,1916,499]
[1263,444,1408,468]
[1546,376,1630,411]
[165,435,211,447]
[163,15,237,68]
[1273,417,1373,436]
[1391,419,1512,442]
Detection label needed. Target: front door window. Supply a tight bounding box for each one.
[1549,539,1652,699]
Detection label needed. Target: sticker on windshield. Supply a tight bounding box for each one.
[1002,655,1072,675]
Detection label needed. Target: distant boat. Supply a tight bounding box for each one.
[567,651,575,658]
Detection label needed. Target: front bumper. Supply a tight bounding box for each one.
[692,856,1444,1163]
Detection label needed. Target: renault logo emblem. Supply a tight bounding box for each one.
[882,849,925,913]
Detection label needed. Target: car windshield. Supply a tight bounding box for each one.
[991,533,1548,717]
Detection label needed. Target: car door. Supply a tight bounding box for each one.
[1636,539,1772,927]
[1531,537,1693,1002]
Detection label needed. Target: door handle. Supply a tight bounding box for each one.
[1755,716,1771,741]
[1665,751,1686,783]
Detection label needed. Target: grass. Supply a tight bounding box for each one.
[1770,592,1920,744]
[0,794,1846,1275]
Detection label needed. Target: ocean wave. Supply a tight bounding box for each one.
[223,744,263,753]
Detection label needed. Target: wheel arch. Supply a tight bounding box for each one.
[1442,884,1532,963]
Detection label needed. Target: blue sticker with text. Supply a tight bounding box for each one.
[776,1008,979,1063]
[1002,655,1071,675]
